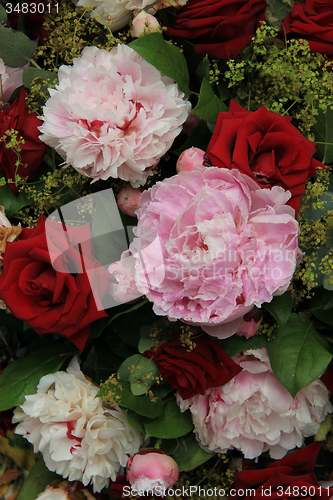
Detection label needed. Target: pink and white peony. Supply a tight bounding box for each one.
[0,58,26,106]
[71,0,187,30]
[129,166,301,338]
[178,348,332,460]
[127,450,179,493]
[39,44,190,186]
[13,358,144,492]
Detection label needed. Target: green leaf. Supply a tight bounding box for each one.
[267,317,332,397]
[98,380,164,418]
[129,32,191,95]
[0,27,35,67]
[311,107,333,164]
[142,399,193,438]
[118,354,159,396]
[112,300,156,347]
[172,119,212,156]
[126,409,145,433]
[168,433,213,472]
[220,333,267,358]
[23,67,57,89]
[263,292,292,326]
[17,456,60,500]
[0,182,32,218]
[0,345,74,411]
[266,0,293,28]
[192,78,227,123]
[0,5,7,26]
[88,315,111,341]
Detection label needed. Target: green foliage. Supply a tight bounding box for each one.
[267,314,332,397]
[99,379,164,418]
[224,23,333,134]
[263,292,292,326]
[0,4,6,25]
[0,26,35,67]
[294,168,333,298]
[220,332,267,358]
[192,78,227,123]
[311,108,333,164]
[129,32,191,95]
[0,344,74,411]
[266,0,294,29]
[162,433,213,471]
[17,456,60,500]
[0,182,31,218]
[141,399,193,439]
[118,354,160,396]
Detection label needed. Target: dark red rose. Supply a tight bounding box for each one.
[166,0,267,60]
[206,100,324,216]
[282,1,333,58]
[231,443,329,500]
[0,216,111,350]
[0,88,46,194]
[144,332,241,399]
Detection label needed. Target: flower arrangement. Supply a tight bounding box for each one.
[0,0,333,499]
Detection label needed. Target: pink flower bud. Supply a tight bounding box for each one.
[127,449,179,493]
[131,11,161,38]
[117,185,143,218]
[108,251,142,304]
[235,308,263,339]
[176,147,205,173]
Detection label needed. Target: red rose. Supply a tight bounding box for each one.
[206,100,323,216]
[0,216,111,350]
[166,0,267,60]
[0,88,46,194]
[231,443,329,500]
[282,1,333,58]
[144,332,241,399]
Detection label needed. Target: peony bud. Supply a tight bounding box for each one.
[117,184,143,218]
[108,251,142,304]
[176,147,205,173]
[127,449,179,493]
[131,11,161,38]
[235,308,263,339]
[36,480,98,500]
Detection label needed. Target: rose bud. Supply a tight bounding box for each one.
[235,308,263,339]
[117,184,143,218]
[127,449,179,493]
[131,11,161,38]
[176,147,205,173]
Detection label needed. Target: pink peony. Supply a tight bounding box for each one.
[127,449,179,493]
[235,308,262,339]
[117,184,143,217]
[176,147,205,173]
[0,58,27,106]
[39,44,190,186]
[178,348,332,460]
[129,167,301,338]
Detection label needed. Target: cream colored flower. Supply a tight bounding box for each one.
[13,358,144,492]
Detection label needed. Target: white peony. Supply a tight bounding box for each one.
[13,358,144,492]
[178,348,333,460]
[39,44,191,186]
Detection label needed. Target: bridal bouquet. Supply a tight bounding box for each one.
[0,0,333,499]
